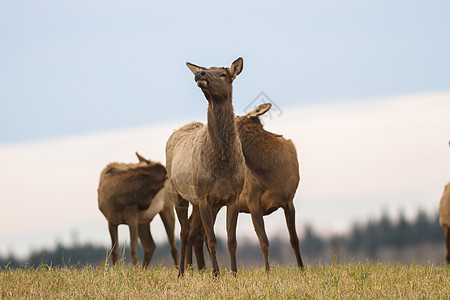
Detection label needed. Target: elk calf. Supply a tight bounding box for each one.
[98,152,178,267]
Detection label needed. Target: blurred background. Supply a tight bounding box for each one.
[1,0,449,267]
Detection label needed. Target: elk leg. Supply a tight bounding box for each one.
[175,198,189,277]
[159,205,179,267]
[108,222,119,265]
[198,198,220,277]
[444,226,450,264]
[194,206,222,270]
[198,206,221,269]
[248,201,270,271]
[138,223,156,268]
[226,197,239,275]
[186,206,197,268]
[283,200,304,268]
[187,206,205,270]
[193,230,206,270]
[129,220,139,265]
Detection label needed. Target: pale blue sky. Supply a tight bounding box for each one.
[1,0,449,143]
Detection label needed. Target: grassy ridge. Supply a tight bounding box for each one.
[1,264,448,299]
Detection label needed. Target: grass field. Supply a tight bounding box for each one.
[0,263,448,299]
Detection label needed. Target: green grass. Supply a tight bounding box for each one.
[0,264,448,299]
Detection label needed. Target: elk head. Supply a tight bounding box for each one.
[236,103,272,127]
[135,151,167,183]
[186,57,243,102]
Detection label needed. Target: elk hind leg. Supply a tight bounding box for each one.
[108,223,119,265]
[198,198,220,277]
[187,206,205,270]
[248,203,270,271]
[444,226,450,264]
[284,200,304,268]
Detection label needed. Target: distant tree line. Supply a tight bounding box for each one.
[0,209,445,269]
[345,210,442,256]
[301,209,443,263]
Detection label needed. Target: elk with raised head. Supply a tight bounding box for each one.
[165,58,245,277]
[98,152,178,267]
[187,103,304,271]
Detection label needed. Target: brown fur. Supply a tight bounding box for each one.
[98,153,178,267]
[165,58,245,277]
[187,103,304,271]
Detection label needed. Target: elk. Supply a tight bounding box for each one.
[165,58,245,277]
[439,142,450,264]
[440,182,450,264]
[187,103,304,271]
[98,152,179,267]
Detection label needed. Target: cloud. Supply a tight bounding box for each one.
[0,92,449,257]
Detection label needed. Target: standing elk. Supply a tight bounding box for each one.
[440,182,450,264]
[187,103,304,271]
[439,141,450,264]
[165,58,245,277]
[98,152,178,267]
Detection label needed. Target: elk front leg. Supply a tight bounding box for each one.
[198,197,220,277]
[159,205,179,267]
[175,198,189,277]
[227,197,239,275]
[108,222,119,265]
[138,223,156,268]
[194,206,221,271]
[283,200,304,268]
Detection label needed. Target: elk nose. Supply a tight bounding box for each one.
[195,71,206,81]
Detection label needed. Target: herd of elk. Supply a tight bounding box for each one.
[97,58,450,276]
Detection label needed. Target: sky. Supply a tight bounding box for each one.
[0,1,449,258]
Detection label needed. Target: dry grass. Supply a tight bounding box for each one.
[0,263,448,299]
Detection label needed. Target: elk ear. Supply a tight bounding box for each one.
[229,57,243,81]
[136,152,151,164]
[186,62,206,74]
[247,103,272,118]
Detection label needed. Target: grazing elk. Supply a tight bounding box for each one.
[98,152,178,267]
[165,58,245,277]
[187,103,304,271]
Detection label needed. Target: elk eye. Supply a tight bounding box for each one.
[220,73,227,77]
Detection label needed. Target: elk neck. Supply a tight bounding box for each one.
[206,94,238,160]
